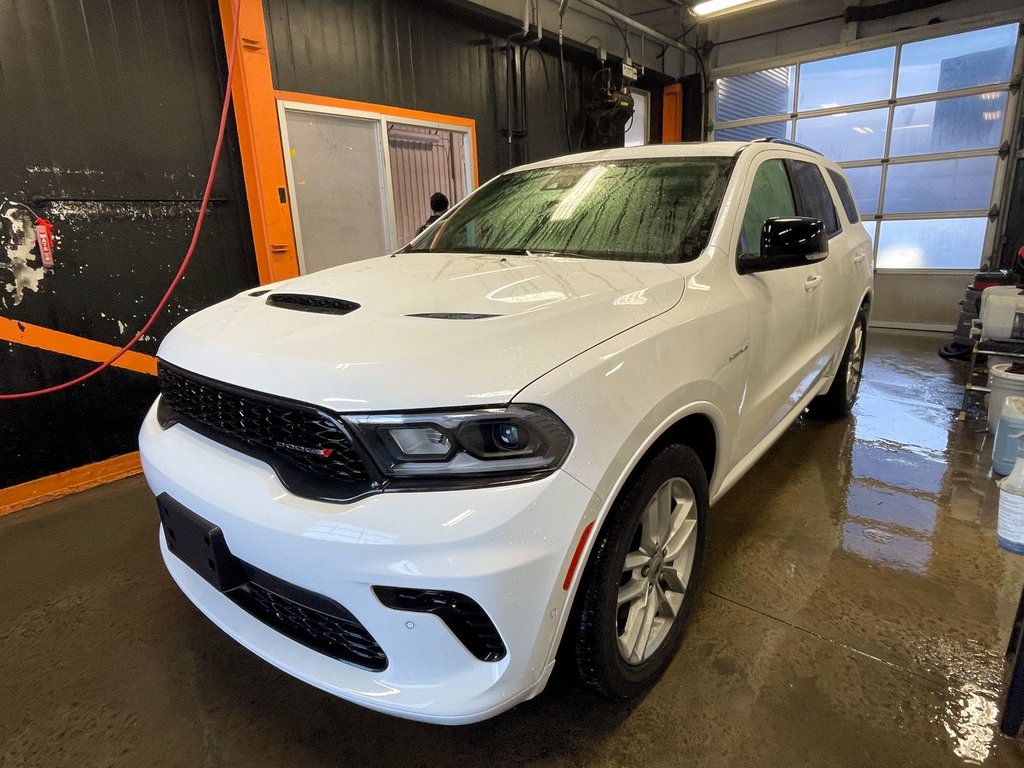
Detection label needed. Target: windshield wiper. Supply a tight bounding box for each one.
[523,249,595,260]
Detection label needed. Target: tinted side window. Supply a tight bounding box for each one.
[827,168,861,223]
[738,159,797,255]
[786,160,841,237]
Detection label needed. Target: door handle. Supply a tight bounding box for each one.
[804,275,823,291]
[853,251,866,264]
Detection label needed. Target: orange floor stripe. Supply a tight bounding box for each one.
[0,452,143,517]
[0,317,157,376]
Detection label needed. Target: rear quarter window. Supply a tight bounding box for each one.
[826,168,861,224]
[786,160,841,237]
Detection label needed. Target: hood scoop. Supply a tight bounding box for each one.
[266,293,360,315]
[405,312,501,320]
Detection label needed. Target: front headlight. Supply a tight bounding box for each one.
[346,405,573,486]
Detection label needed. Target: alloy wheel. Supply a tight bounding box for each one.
[616,477,699,665]
[846,321,865,403]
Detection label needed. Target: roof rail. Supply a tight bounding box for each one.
[751,137,823,156]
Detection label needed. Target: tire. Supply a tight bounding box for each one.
[808,306,868,419]
[573,444,708,699]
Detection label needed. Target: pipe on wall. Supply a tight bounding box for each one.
[571,0,696,56]
[844,0,950,22]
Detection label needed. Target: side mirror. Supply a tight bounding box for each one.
[737,217,828,274]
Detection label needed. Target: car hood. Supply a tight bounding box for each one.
[157,253,684,410]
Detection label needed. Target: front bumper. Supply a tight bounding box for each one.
[139,402,598,724]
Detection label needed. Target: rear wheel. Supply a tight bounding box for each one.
[573,444,708,699]
[808,307,867,419]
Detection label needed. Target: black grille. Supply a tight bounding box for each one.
[232,569,388,672]
[157,363,374,501]
[266,293,360,315]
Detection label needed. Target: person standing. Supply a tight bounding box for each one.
[418,192,450,234]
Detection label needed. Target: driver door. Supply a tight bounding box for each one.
[735,157,825,453]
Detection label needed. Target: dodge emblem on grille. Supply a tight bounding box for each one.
[275,441,334,458]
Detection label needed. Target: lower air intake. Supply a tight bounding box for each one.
[373,586,507,661]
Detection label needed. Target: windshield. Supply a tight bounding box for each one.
[405,157,735,263]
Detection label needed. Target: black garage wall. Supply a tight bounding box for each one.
[263,0,672,182]
[0,0,259,489]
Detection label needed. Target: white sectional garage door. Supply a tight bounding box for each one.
[711,22,1022,329]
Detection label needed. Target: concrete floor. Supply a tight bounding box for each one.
[3,330,1024,767]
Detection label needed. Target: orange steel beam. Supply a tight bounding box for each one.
[0,317,156,376]
[218,0,300,284]
[0,452,143,516]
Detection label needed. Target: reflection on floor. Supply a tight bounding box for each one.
[1,329,1024,767]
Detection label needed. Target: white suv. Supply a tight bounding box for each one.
[140,140,872,724]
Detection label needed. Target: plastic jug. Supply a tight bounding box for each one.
[997,433,1024,554]
[993,397,1024,475]
[988,364,1024,432]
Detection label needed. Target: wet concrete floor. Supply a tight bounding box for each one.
[3,329,1024,766]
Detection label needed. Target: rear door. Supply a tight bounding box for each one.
[824,164,873,339]
[785,159,849,374]
[734,156,825,452]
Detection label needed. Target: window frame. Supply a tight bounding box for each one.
[709,17,1023,274]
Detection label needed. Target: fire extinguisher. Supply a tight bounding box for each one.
[34,216,55,268]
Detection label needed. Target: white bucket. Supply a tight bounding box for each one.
[988,364,1024,432]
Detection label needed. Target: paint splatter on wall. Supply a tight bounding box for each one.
[0,201,48,308]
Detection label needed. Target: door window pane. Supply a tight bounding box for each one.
[787,160,841,236]
[876,217,986,269]
[739,159,797,254]
[714,121,789,142]
[827,168,861,223]
[387,123,469,245]
[284,109,390,273]
[798,48,895,111]
[795,108,888,161]
[889,93,1007,156]
[624,89,648,148]
[716,67,795,122]
[841,166,882,217]
[896,24,1018,97]
[883,157,997,214]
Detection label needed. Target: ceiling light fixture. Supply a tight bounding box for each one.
[691,0,781,19]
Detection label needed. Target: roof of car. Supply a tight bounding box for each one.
[510,140,825,174]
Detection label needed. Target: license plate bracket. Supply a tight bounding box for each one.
[157,493,244,592]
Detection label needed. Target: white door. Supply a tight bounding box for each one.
[280,107,393,274]
[735,156,825,451]
[280,103,477,273]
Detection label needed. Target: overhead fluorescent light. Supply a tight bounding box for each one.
[691,0,781,19]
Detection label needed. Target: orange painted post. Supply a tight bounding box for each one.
[218,0,299,284]
[662,83,683,143]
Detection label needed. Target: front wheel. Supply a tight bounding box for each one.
[572,444,708,699]
[808,307,868,419]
